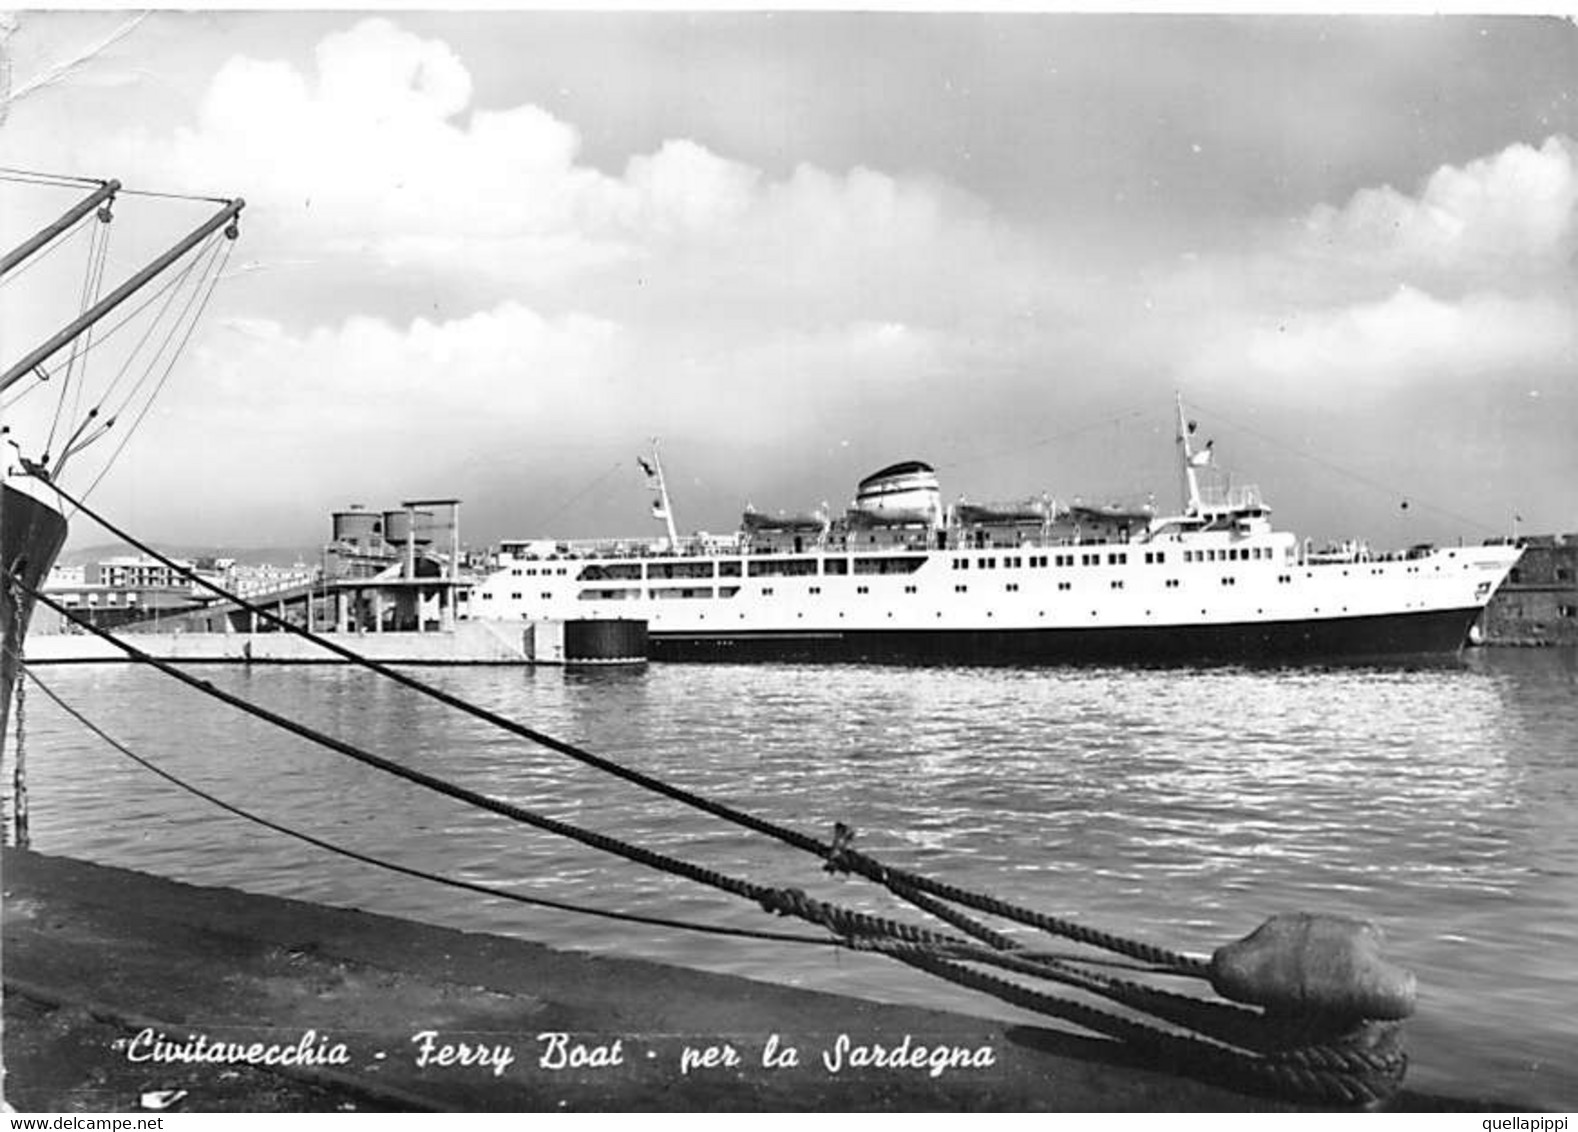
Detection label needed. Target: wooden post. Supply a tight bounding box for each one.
[12,675,28,848]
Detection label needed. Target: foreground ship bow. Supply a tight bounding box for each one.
[473,409,1522,665]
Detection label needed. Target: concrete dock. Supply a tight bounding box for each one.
[0,849,1500,1112]
[21,622,530,665]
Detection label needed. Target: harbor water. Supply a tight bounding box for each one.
[10,649,1578,1109]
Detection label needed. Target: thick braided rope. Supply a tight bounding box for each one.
[10,568,1402,1106]
[18,584,977,956]
[874,936,1406,1098]
[885,877,1020,950]
[915,941,1271,1049]
[827,833,1210,975]
[887,946,1406,1107]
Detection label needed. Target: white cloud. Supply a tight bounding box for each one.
[7,16,1080,541]
[48,299,625,535]
[616,140,761,237]
[313,18,471,120]
[1188,286,1575,395]
[17,17,1570,544]
[81,16,1011,315]
[191,301,625,426]
[1299,136,1577,285]
[1164,136,1578,398]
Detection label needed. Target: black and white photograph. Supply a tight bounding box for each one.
[1,7,1575,1115]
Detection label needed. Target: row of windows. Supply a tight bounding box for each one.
[955,552,1134,570]
[1183,547,1277,563]
[55,591,141,606]
[518,601,1365,623]
[542,547,1298,585]
[502,574,1314,603]
[1508,568,1576,585]
[491,570,1322,604]
[574,556,938,581]
[944,548,1301,570]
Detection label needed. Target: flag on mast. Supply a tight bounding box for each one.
[1189,440,1214,467]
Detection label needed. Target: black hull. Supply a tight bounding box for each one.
[2,482,69,742]
[649,606,1484,666]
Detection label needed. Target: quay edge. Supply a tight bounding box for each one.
[1,849,1517,1113]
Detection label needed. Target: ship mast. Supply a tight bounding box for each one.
[1175,393,1204,515]
[647,439,680,550]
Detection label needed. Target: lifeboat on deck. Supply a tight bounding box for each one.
[741,508,828,534]
[955,499,1052,526]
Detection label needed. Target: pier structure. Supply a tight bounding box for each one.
[323,498,470,636]
[62,499,477,639]
[21,496,540,664]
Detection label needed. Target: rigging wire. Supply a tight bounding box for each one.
[14,663,841,950]
[113,185,236,206]
[0,203,95,292]
[44,201,113,459]
[931,404,1161,506]
[525,460,629,531]
[0,381,46,413]
[8,229,226,478]
[88,232,224,423]
[72,234,233,502]
[31,230,218,395]
[7,228,222,423]
[0,168,103,190]
[935,405,1154,475]
[0,169,230,206]
[66,205,116,443]
[1186,395,1500,535]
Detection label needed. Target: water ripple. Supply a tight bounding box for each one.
[10,648,1578,1108]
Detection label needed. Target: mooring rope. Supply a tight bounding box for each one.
[10,578,1412,1104]
[15,662,842,949]
[26,477,1210,975]
[14,586,983,953]
[888,947,1407,1107]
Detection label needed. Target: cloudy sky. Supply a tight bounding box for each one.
[2,12,1574,551]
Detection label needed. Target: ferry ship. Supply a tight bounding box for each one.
[471,401,1522,664]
